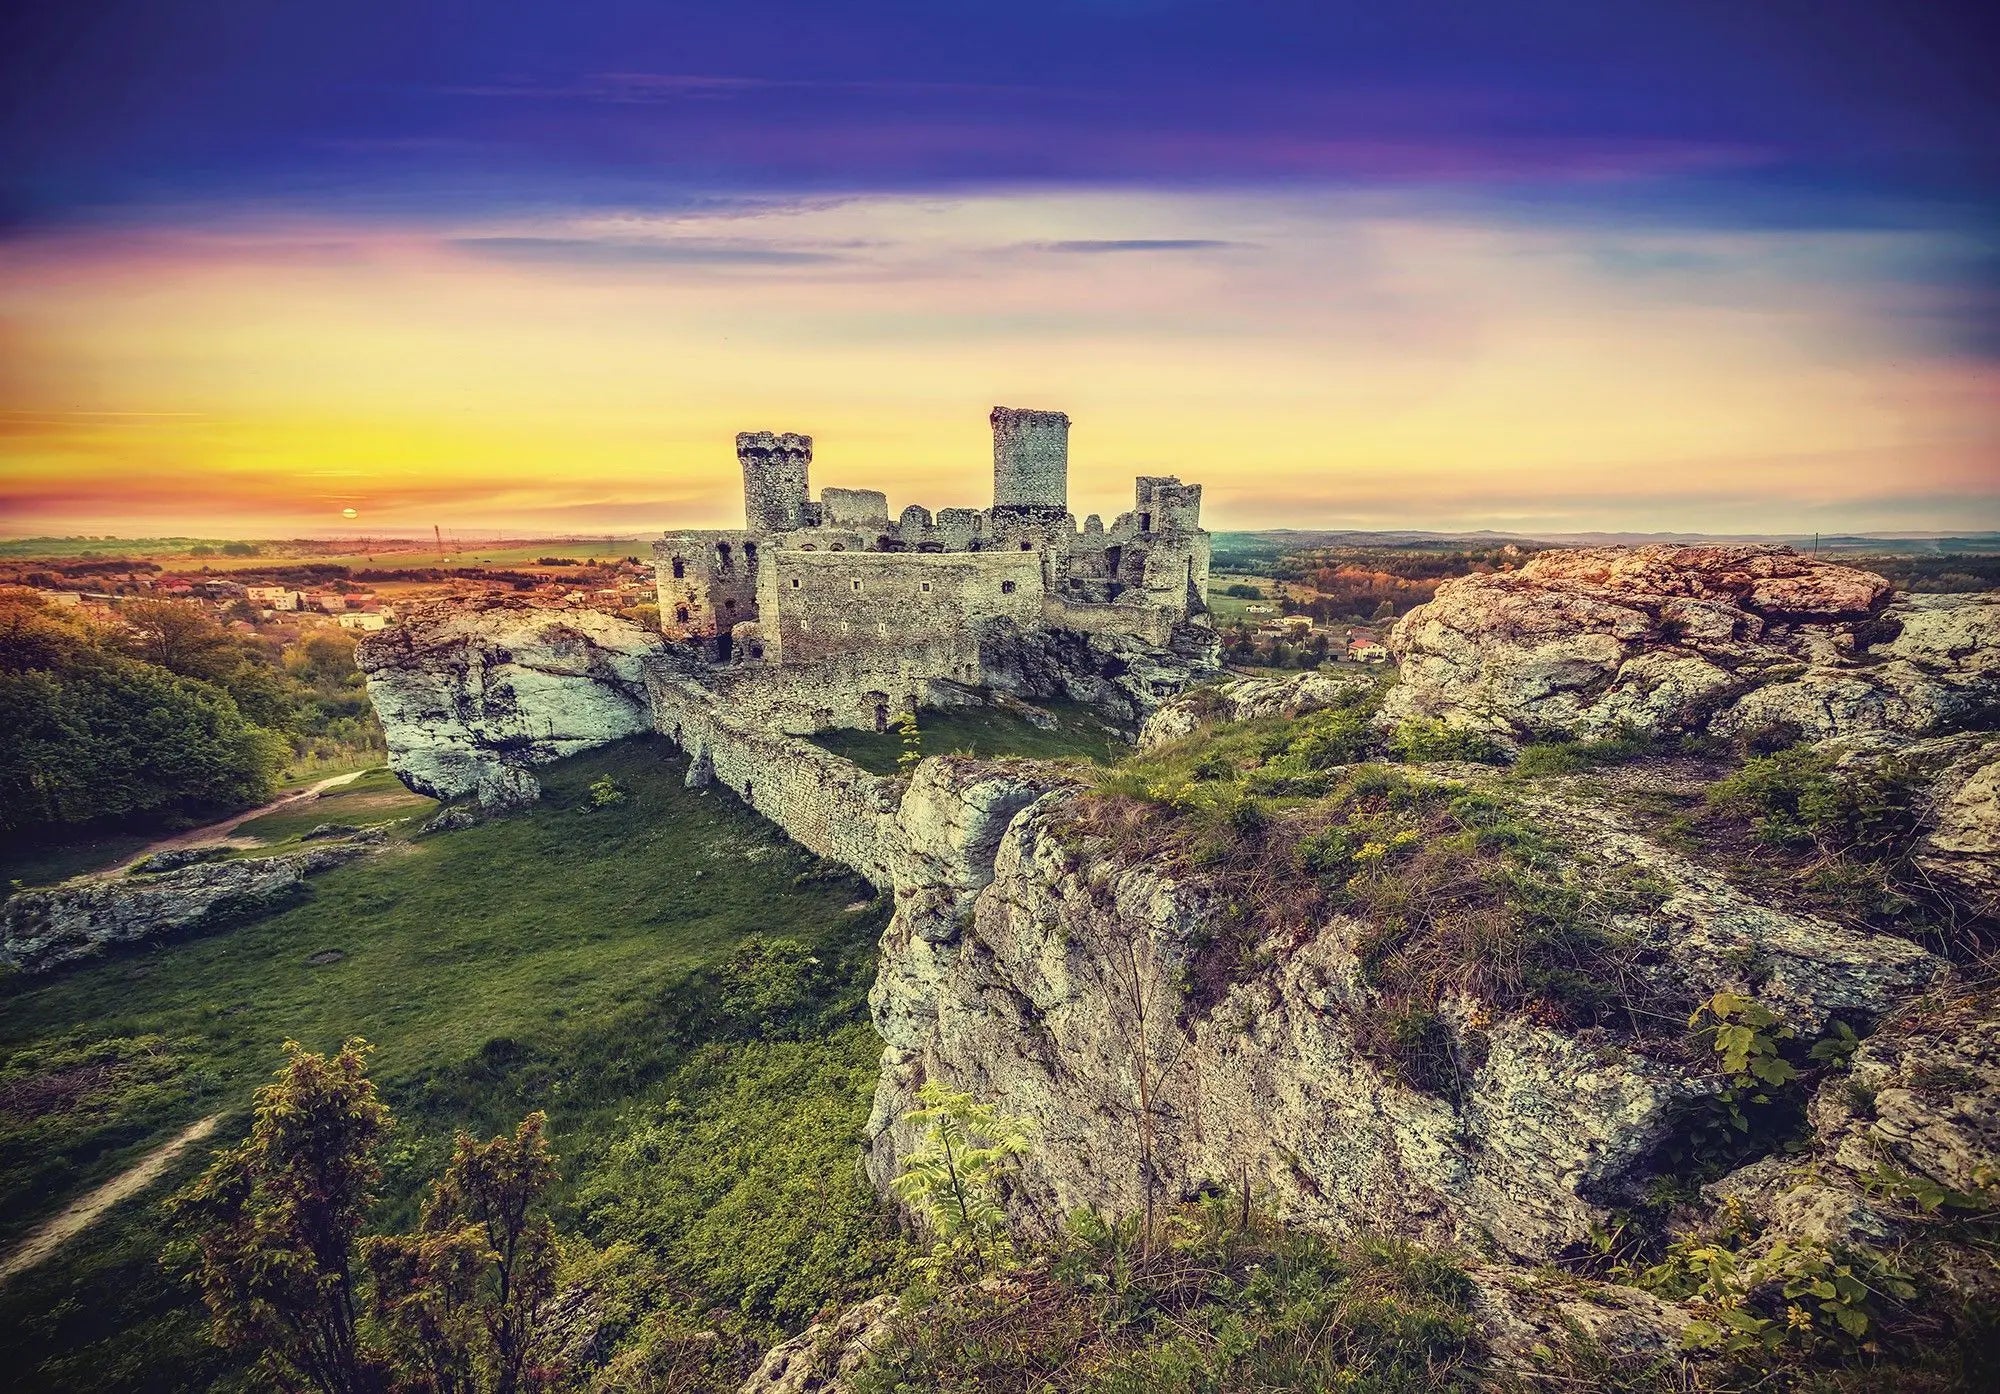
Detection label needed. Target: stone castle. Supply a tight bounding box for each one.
[651,406,1212,731]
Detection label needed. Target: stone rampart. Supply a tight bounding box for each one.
[646,666,904,886]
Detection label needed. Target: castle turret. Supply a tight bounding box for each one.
[990,406,1069,512]
[738,431,812,532]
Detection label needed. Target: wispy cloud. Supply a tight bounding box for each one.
[1034,239,1244,254]
[446,236,847,266]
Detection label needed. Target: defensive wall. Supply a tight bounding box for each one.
[644,664,903,887]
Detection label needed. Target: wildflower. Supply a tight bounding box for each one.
[1787,1304,1813,1330]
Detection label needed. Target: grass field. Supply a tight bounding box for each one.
[808,697,1127,774]
[230,767,436,843]
[0,738,894,1393]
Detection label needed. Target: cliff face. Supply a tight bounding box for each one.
[1386,545,1998,742]
[358,599,663,805]
[862,767,1942,1261]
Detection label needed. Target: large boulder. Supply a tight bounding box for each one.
[1137,670,1375,749]
[1384,545,1995,742]
[358,600,663,804]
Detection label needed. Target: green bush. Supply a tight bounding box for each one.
[851,1207,1481,1394]
[1386,718,1506,765]
[1704,748,1919,857]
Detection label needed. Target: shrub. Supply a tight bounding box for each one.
[1387,718,1506,765]
[1704,748,1919,858]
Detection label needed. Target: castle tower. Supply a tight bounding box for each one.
[738,431,812,532]
[990,407,1069,511]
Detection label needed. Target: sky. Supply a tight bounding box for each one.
[1,1,1996,538]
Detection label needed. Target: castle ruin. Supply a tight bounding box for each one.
[651,406,1212,733]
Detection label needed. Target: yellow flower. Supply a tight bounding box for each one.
[1786,1304,1813,1330]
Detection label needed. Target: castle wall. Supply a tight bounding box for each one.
[760,549,1043,670]
[654,530,762,654]
[646,667,902,887]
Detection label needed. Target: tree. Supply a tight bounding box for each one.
[119,598,242,682]
[365,1115,561,1394]
[892,708,923,774]
[173,1042,565,1394]
[171,1039,394,1394]
[891,1085,1031,1269]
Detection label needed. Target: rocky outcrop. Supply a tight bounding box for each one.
[1385,546,1996,743]
[862,776,1941,1262]
[978,617,1221,725]
[0,844,378,974]
[358,599,663,806]
[1137,670,1375,749]
[737,1295,899,1394]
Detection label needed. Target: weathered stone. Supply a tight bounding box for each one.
[1469,1263,1700,1377]
[128,847,228,874]
[1,844,378,974]
[358,599,663,803]
[1384,545,1995,742]
[737,1294,899,1394]
[863,782,1943,1262]
[1138,670,1375,749]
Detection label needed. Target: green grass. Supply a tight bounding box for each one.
[231,767,435,843]
[0,737,895,1393]
[2,830,164,889]
[808,698,1127,774]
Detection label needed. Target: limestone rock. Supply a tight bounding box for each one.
[864,781,1943,1262]
[1384,545,1994,741]
[358,599,663,803]
[1469,1264,1699,1377]
[978,617,1221,725]
[1137,670,1375,749]
[737,1295,899,1394]
[1,844,377,974]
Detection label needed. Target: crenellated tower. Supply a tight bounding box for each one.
[739,431,813,532]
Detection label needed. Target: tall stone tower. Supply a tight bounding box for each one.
[738,431,812,532]
[990,407,1069,511]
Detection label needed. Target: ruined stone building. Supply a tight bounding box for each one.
[652,407,1212,731]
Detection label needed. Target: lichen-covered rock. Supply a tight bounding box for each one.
[1137,670,1375,749]
[863,782,1940,1262]
[1915,743,2000,916]
[737,1295,899,1394]
[1384,545,1995,742]
[0,844,377,974]
[358,599,663,803]
[1469,1264,1699,1378]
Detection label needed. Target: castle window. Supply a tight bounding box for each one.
[876,622,888,635]
[723,598,736,612]
[799,543,817,551]
[749,644,763,659]
[1001,580,1017,594]
[671,557,685,579]
[1020,540,1032,550]
[744,541,758,565]
[851,579,862,592]
[920,582,930,593]
[1139,513,1152,531]
[831,543,846,552]
[717,541,733,568]
[674,605,689,624]
[790,577,801,588]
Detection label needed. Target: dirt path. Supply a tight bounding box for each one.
[110,769,375,872]
[0,1114,224,1285]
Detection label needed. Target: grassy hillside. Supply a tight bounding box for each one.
[0,738,902,1392]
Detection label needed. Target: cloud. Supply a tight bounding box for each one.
[445,236,846,266]
[1034,239,1244,254]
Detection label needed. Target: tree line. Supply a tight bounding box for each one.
[0,592,383,838]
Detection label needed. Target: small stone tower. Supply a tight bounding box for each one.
[990,407,1069,511]
[739,431,812,532]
